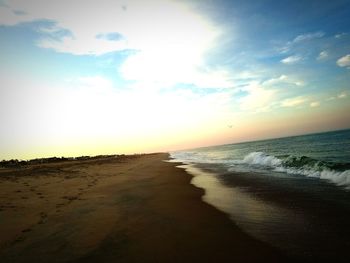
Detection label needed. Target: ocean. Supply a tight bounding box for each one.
[170,129,350,262]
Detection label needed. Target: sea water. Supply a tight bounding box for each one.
[170,129,350,261]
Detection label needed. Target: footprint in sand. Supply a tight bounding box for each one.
[56,203,64,208]
[4,203,16,209]
[21,228,32,233]
[38,212,48,224]
[13,236,26,243]
[62,195,78,201]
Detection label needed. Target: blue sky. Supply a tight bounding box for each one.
[0,0,350,159]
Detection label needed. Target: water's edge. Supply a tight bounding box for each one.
[173,163,293,251]
[172,161,344,262]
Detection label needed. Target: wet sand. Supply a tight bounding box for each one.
[0,153,290,262]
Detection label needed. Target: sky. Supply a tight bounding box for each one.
[0,0,350,160]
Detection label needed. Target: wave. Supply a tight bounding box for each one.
[169,151,232,164]
[241,152,282,167]
[170,151,350,189]
[234,152,350,188]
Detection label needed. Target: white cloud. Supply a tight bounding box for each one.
[239,82,275,112]
[317,51,328,60]
[326,96,336,101]
[262,75,287,85]
[280,96,307,107]
[338,92,347,99]
[37,34,128,56]
[326,92,347,101]
[120,50,232,88]
[277,31,324,56]
[1,0,218,55]
[335,33,347,39]
[281,55,302,65]
[0,0,131,55]
[234,70,262,80]
[237,75,307,112]
[293,31,325,43]
[262,75,304,87]
[0,0,232,89]
[277,45,291,54]
[310,101,320,107]
[75,76,114,93]
[0,1,35,25]
[336,54,350,67]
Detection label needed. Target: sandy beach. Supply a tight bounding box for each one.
[0,153,290,262]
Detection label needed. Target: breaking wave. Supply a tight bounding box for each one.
[237,152,350,188]
[170,151,350,189]
[241,152,282,167]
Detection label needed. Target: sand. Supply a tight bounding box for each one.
[0,153,291,262]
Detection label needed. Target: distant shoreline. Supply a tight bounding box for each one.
[0,153,152,169]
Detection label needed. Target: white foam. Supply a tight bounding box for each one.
[170,151,350,189]
[239,152,350,188]
[241,152,282,167]
[170,151,231,165]
[275,166,350,188]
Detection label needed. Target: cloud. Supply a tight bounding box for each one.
[0,1,34,25]
[37,35,128,56]
[280,96,307,107]
[239,82,275,112]
[281,55,302,65]
[237,74,307,112]
[317,51,328,60]
[120,50,232,88]
[95,32,123,41]
[326,92,347,101]
[262,75,304,86]
[326,96,336,101]
[338,92,347,99]
[277,45,291,54]
[75,76,114,92]
[293,31,325,43]
[336,54,350,67]
[0,0,130,55]
[0,0,233,89]
[262,75,287,85]
[0,1,219,55]
[335,33,347,39]
[310,101,320,107]
[277,31,325,56]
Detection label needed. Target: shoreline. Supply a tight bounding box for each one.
[179,161,350,262]
[0,153,290,262]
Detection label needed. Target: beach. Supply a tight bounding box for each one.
[0,153,288,262]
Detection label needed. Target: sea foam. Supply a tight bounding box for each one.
[237,152,350,189]
[170,151,350,189]
[241,152,282,167]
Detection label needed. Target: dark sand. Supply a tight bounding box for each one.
[0,153,291,262]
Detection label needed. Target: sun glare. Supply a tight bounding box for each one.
[119,0,222,87]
